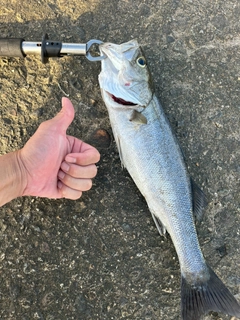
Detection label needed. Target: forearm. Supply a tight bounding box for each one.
[0,150,27,207]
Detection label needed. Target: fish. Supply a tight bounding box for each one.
[98,39,240,320]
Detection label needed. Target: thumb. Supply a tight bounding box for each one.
[51,97,75,132]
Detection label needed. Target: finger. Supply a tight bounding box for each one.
[58,170,93,191]
[71,139,100,154]
[61,162,98,179]
[65,148,100,166]
[58,181,82,200]
[51,97,75,132]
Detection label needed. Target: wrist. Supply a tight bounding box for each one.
[15,150,28,197]
[0,150,28,206]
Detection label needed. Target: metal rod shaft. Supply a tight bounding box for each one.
[22,41,87,56]
[0,37,105,62]
[61,43,86,55]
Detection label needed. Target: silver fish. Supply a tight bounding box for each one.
[98,40,240,320]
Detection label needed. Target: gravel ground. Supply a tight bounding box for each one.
[0,1,240,319]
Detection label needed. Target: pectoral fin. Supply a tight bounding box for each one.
[129,110,147,125]
[115,135,125,168]
[151,212,167,237]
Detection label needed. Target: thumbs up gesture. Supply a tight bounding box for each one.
[19,97,100,200]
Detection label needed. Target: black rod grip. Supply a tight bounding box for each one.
[0,38,25,58]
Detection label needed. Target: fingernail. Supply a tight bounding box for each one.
[65,156,76,163]
[61,161,70,172]
[58,171,65,179]
[58,181,63,189]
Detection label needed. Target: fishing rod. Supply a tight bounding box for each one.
[0,33,105,63]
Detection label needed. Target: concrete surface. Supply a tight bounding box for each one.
[0,0,239,319]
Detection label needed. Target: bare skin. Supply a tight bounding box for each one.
[0,97,100,207]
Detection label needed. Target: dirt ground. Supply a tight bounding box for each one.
[0,1,240,319]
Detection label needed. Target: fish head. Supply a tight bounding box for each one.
[99,40,153,108]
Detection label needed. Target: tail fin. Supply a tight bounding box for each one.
[181,264,240,320]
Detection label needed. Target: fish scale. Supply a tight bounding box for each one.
[99,39,240,320]
[107,93,205,278]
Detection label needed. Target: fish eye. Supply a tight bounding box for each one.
[136,56,146,68]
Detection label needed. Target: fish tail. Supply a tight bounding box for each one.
[181,264,240,320]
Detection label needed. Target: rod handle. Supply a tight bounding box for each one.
[0,38,25,58]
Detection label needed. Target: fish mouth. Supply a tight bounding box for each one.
[107,91,137,106]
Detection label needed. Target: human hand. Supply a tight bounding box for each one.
[18,97,100,200]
